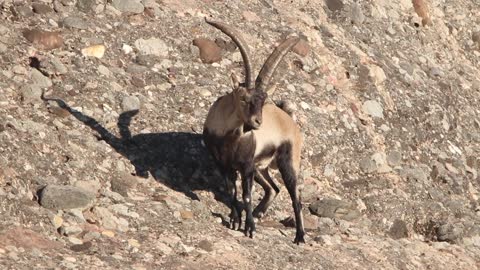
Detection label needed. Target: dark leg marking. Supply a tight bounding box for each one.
[241,166,255,238]
[277,142,305,244]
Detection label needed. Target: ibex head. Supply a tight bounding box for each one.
[205,18,300,130]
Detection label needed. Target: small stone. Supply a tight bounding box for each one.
[30,69,52,88]
[112,0,144,14]
[156,242,172,255]
[62,16,89,30]
[198,240,214,252]
[101,230,115,238]
[23,28,63,50]
[472,31,480,44]
[359,156,376,173]
[193,38,222,64]
[136,54,162,67]
[242,10,260,22]
[52,215,64,229]
[387,151,402,166]
[21,84,43,103]
[350,2,365,24]
[389,219,409,239]
[429,67,443,77]
[70,241,92,252]
[198,89,212,97]
[76,0,96,12]
[14,6,34,17]
[122,96,141,112]
[300,101,310,110]
[134,38,169,57]
[362,100,383,118]
[301,83,315,93]
[180,210,194,220]
[325,0,344,12]
[0,43,6,53]
[81,44,106,58]
[292,39,310,57]
[68,237,83,245]
[309,198,361,221]
[50,57,68,74]
[122,44,133,54]
[39,185,95,210]
[128,238,141,248]
[32,3,53,14]
[60,225,83,236]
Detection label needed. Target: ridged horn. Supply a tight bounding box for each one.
[205,18,254,89]
[255,37,300,93]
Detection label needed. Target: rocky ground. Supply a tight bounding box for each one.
[0,0,479,269]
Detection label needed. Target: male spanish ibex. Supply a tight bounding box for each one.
[202,18,305,244]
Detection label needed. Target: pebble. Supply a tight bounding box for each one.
[39,185,95,210]
[62,16,89,30]
[52,215,64,229]
[81,45,106,58]
[242,10,260,22]
[198,240,214,252]
[429,67,444,77]
[122,95,141,111]
[350,2,365,25]
[30,69,52,88]
[21,84,43,103]
[134,37,169,57]
[60,225,83,236]
[300,101,310,110]
[362,100,384,118]
[389,219,409,239]
[309,198,361,221]
[128,239,141,248]
[76,0,96,12]
[472,31,480,45]
[50,57,68,74]
[193,38,222,64]
[198,89,212,97]
[101,230,115,238]
[122,44,133,54]
[292,39,310,57]
[112,0,144,14]
[32,3,53,14]
[301,83,315,93]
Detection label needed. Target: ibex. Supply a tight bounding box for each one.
[202,18,305,244]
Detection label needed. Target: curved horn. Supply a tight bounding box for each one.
[255,37,300,93]
[205,18,254,89]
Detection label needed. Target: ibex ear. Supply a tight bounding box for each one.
[230,73,240,90]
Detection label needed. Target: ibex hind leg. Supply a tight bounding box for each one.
[277,142,305,244]
[253,168,280,218]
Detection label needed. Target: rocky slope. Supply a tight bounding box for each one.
[0,0,479,269]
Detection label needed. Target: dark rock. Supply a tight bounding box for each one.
[437,223,464,242]
[39,185,95,210]
[32,3,53,14]
[70,241,93,252]
[389,219,409,239]
[309,198,361,221]
[325,0,344,12]
[76,0,95,13]
[198,239,214,252]
[136,54,162,67]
